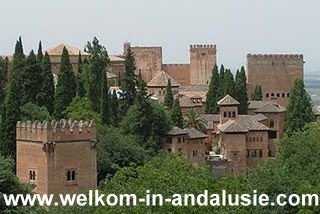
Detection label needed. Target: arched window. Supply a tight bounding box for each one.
[266,93,269,98]
[271,93,275,97]
[276,93,280,97]
[282,93,285,97]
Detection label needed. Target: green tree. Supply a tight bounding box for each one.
[234,66,248,114]
[135,71,148,105]
[110,90,119,126]
[20,102,51,121]
[246,123,320,213]
[0,155,37,213]
[163,79,174,108]
[97,126,148,182]
[170,97,184,128]
[76,52,86,97]
[37,41,43,62]
[284,79,314,136]
[120,47,136,115]
[221,69,235,97]
[37,52,55,114]
[251,84,263,101]
[10,37,25,100]
[63,96,99,122]
[97,154,215,213]
[100,70,110,125]
[206,64,220,113]
[184,108,207,132]
[0,57,6,106]
[1,79,20,158]
[53,47,76,119]
[218,64,225,98]
[121,101,171,151]
[84,37,109,112]
[21,50,42,105]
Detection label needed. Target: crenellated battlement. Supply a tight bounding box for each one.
[247,54,303,61]
[16,119,96,143]
[190,44,217,49]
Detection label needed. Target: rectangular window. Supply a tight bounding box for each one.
[268,131,277,139]
[29,170,36,182]
[66,169,77,185]
[178,137,181,143]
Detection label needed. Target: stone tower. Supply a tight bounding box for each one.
[190,44,217,85]
[16,119,97,198]
[123,42,163,83]
[217,95,240,124]
[246,54,304,107]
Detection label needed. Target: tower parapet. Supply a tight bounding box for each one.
[247,54,304,65]
[16,119,96,143]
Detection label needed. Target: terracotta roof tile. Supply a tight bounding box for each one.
[184,128,208,139]
[147,71,180,87]
[179,95,194,108]
[248,101,271,109]
[217,95,240,106]
[46,44,88,56]
[254,103,286,113]
[167,127,188,136]
[217,120,248,133]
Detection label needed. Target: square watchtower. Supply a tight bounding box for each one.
[16,119,97,197]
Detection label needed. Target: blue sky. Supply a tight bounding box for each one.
[0,0,319,72]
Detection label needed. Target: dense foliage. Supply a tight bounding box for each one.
[206,64,248,114]
[53,47,76,119]
[284,79,314,136]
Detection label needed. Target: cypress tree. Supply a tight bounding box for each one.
[37,41,43,62]
[4,57,9,85]
[21,50,42,104]
[1,79,20,158]
[218,64,225,98]
[53,47,76,119]
[10,37,25,99]
[163,79,174,108]
[235,66,248,114]
[76,52,86,97]
[222,69,235,97]
[111,89,119,126]
[37,52,55,114]
[171,97,184,128]
[135,71,147,105]
[120,47,136,114]
[100,71,110,125]
[251,84,263,101]
[206,64,220,114]
[85,37,109,112]
[284,79,314,136]
[0,58,6,106]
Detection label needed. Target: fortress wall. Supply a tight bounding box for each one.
[162,64,190,85]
